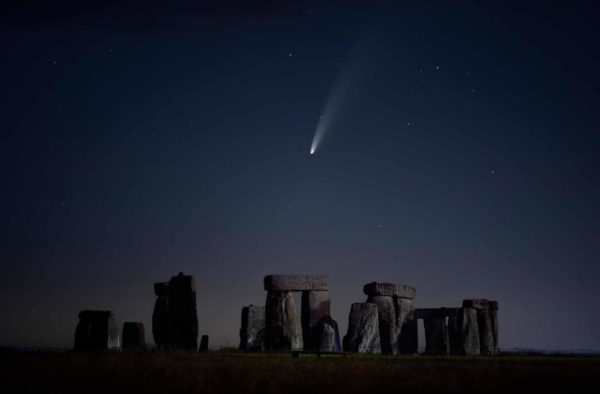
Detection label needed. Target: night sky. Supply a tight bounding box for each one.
[1,1,599,351]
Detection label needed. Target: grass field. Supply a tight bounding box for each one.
[1,350,599,393]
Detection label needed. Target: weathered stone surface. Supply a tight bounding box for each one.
[122,322,146,350]
[367,295,398,355]
[74,310,120,351]
[478,308,496,355]
[490,308,499,354]
[317,318,342,352]
[463,299,498,354]
[152,282,169,347]
[363,282,416,299]
[199,335,209,352]
[239,305,265,352]
[264,291,303,351]
[448,307,480,355]
[343,303,381,354]
[152,272,199,350]
[462,299,498,310]
[424,316,449,355]
[264,275,328,291]
[167,272,199,350]
[301,290,331,350]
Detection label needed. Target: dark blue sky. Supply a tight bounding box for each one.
[1,1,599,350]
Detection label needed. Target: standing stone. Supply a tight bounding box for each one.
[167,272,199,350]
[122,322,146,351]
[265,291,303,351]
[478,308,495,354]
[448,308,480,355]
[152,282,169,348]
[367,295,398,355]
[74,310,120,351]
[424,316,449,355]
[395,297,416,354]
[199,335,209,352]
[317,318,342,352]
[364,282,416,355]
[343,303,381,354]
[239,305,265,352]
[490,307,499,354]
[398,315,418,354]
[301,290,331,350]
[463,299,499,355]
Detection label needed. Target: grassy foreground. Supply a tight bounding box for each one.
[1,350,599,393]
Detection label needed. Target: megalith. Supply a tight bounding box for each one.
[264,291,303,351]
[343,303,381,354]
[74,310,120,351]
[316,317,342,352]
[301,290,331,350]
[199,335,209,352]
[122,322,146,351]
[239,305,265,352]
[152,282,169,347]
[364,282,416,355]
[151,272,199,350]
[448,307,480,355]
[463,299,499,355]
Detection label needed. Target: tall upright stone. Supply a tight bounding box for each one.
[424,316,449,355]
[463,299,499,355]
[343,303,381,354]
[152,272,199,350]
[152,282,169,348]
[448,307,480,355]
[167,272,199,350]
[239,305,265,352]
[74,310,120,351]
[364,282,416,355]
[366,295,397,355]
[264,291,303,351]
[301,290,331,350]
[122,322,146,351]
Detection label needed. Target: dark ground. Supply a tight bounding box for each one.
[1,350,598,393]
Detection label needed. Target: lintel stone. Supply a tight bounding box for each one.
[462,299,498,310]
[363,282,416,299]
[264,275,328,291]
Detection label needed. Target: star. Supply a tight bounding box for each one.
[490,169,496,175]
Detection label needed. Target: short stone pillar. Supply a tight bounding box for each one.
[74,310,120,351]
[199,335,209,352]
[363,282,416,355]
[463,299,499,355]
[343,303,381,353]
[152,272,199,350]
[122,322,146,350]
[264,291,303,351]
[239,305,265,352]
